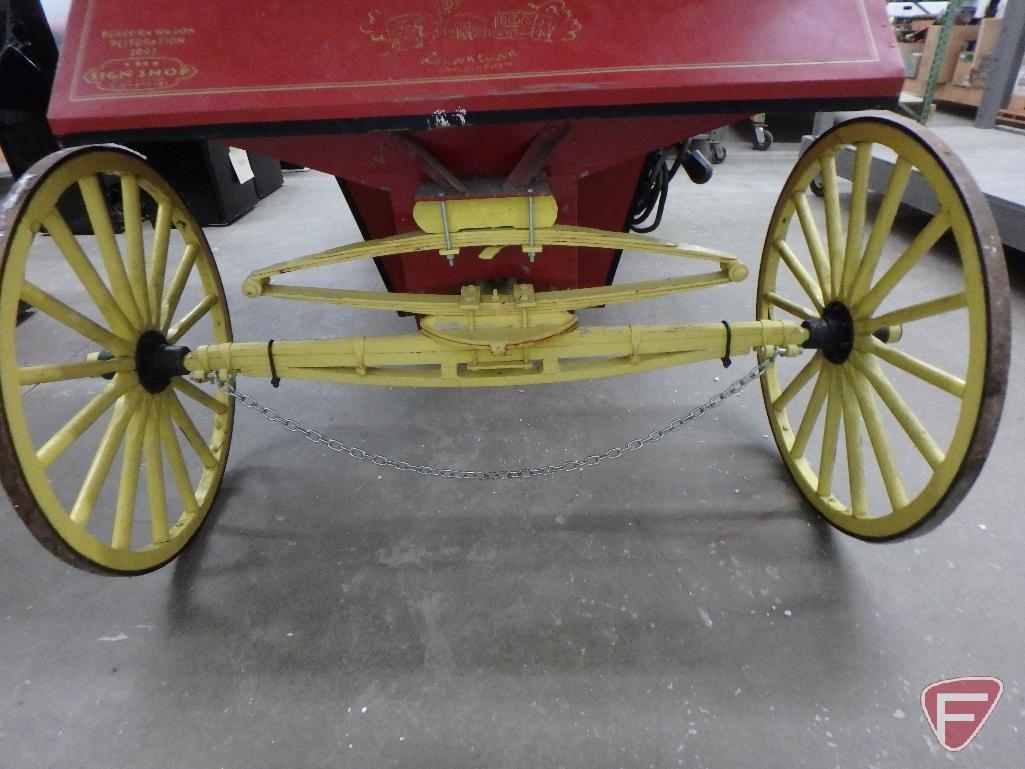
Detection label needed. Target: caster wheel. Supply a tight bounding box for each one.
[753,129,774,151]
[0,146,234,574]
[809,176,824,198]
[710,144,727,164]
[756,113,1009,539]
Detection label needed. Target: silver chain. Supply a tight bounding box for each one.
[206,350,779,480]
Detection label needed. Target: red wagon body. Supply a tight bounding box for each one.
[48,0,904,294]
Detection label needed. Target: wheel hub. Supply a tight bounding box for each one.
[135,330,190,393]
[801,302,854,364]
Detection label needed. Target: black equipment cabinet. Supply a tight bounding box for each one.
[0,0,60,179]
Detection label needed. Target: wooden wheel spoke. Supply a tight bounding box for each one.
[864,290,967,328]
[167,295,219,344]
[78,175,143,328]
[19,356,134,386]
[120,174,152,325]
[840,369,868,517]
[70,389,138,525]
[36,374,132,468]
[852,352,945,469]
[773,239,824,311]
[849,366,909,511]
[819,153,844,299]
[861,335,965,398]
[19,281,133,356]
[792,193,832,301]
[763,291,816,322]
[853,210,950,318]
[143,399,170,544]
[841,142,873,299]
[816,366,843,497]
[791,363,831,459]
[147,202,173,327]
[172,378,228,415]
[849,157,913,304]
[772,352,822,412]
[41,211,135,338]
[112,403,147,549]
[157,404,199,516]
[159,244,198,334]
[166,392,218,469]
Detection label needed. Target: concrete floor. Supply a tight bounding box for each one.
[1,130,1023,769]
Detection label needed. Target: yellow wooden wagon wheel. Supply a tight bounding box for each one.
[757,113,1009,539]
[0,146,234,574]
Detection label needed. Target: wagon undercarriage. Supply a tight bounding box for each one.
[0,0,1010,574]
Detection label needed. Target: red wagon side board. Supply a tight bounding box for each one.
[49,0,903,139]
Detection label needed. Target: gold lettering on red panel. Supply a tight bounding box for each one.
[83,27,198,93]
[360,0,580,70]
[84,57,197,92]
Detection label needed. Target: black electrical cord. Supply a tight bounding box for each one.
[627,143,686,234]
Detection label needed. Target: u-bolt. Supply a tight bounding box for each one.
[440,198,454,267]
[526,189,536,263]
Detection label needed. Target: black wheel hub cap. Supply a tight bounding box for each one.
[801,302,854,365]
[135,330,190,393]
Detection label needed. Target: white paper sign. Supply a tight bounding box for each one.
[227,147,255,184]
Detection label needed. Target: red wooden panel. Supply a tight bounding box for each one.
[49,0,902,138]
